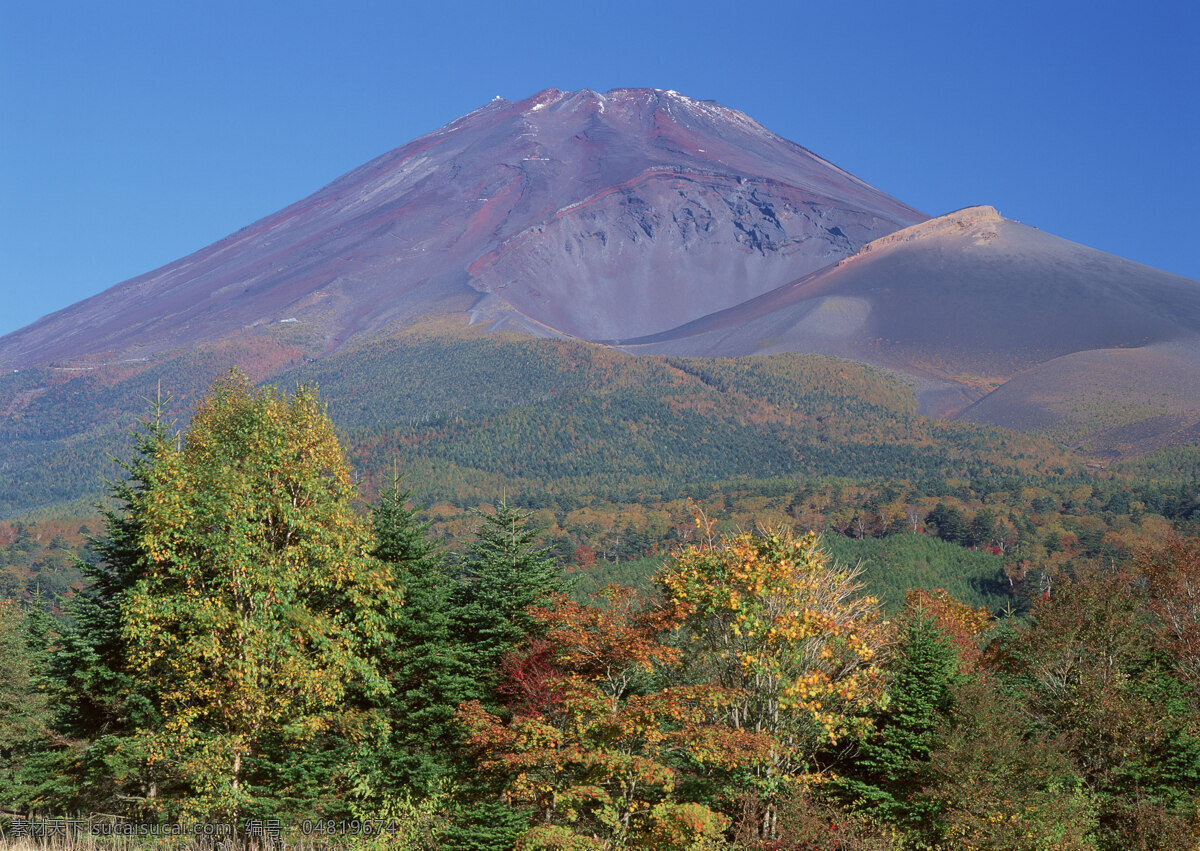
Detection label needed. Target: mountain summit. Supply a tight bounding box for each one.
[0,88,924,367]
[3,87,1199,458]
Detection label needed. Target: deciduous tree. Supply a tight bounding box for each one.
[458,588,762,848]
[654,525,888,838]
[1138,537,1200,691]
[989,562,1200,846]
[121,371,400,820]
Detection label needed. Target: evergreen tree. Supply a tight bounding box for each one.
[440,800,530,851]
[362,476,477,801]
[45,395,173,813]
[35,372,401,821]
[927,502,968,545]
[833,612,967,836]
[0,600,53,811]
[919,677,1098,849]
[969,508,997,548]
[454,500,568,698]
[373,473,440,568]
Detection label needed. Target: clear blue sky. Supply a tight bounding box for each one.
[2,0,1197,338]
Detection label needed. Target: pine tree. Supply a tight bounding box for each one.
[362,476,477,801]
[454,500,568,693]
[833,612,967,835]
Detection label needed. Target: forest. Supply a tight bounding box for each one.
[3,370,1200,849]
[0,331,1074,518]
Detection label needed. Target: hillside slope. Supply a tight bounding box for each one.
[0,326,1069,517]
[0,89,923,368]
[620,206,1200,448]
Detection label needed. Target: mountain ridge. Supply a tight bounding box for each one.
[1,87,1197,463]
[0,87,924,368]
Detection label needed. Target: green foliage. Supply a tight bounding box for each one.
[28,372,405,821]
[373,474,440,568]
[364,477,478,800]
[0,341,306,517]
[441,800,530,851]
[927,502,969,545]
[821,533,1012,614]
[569,555,661,599]
[0,332,1072,519]
[43,396,175,812]
[6,332,1200,846]
[919,677,1100,849]
[120,371,401,820]
[350,779,453,850]
[0,599,53,810]
[990,564,1200,848]
[654,526,888,823]
[455,499,570,693]
[833,612,967,834]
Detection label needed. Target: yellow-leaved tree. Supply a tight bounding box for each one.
[653,522,889,839]
[121,370,400,821]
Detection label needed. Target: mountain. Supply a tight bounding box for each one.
[619,206,1200,428]
[0,88,924,368]
[1,87,1198,518]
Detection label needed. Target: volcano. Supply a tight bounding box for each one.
[0,88,924,368]
[2,87,1199,461]
[619,205,1200,423]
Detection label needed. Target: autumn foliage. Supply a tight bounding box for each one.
[458,585,766,848]
[5,370,1200,849]
[122,373,401,818]
[655,526,887,777]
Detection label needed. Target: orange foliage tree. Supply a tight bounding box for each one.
[457,586,765,849]
[903,588,991,671]
[653,525,889,837]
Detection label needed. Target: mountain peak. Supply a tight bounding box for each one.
[858,205,1004,255]
[0,89,925,367]
[3,90,1199,460]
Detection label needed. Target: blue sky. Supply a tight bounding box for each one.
[2,0,1197,338]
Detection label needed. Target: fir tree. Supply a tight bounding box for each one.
[45,394,173,813]
[833,611,967,835]
[454,499,568,693]
[372,472,440,568]
[0,600,53,811]
[363,476,477,800]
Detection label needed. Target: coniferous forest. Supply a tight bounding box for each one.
[4,370,1200,849]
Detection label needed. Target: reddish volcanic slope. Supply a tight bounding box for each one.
[0,88,925,368]
[6,90,1197,456]
[621,207,1200,408]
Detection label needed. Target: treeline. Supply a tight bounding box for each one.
[5,469,1200,620]
[0,329,1073,517]
[3,371,1200,849]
